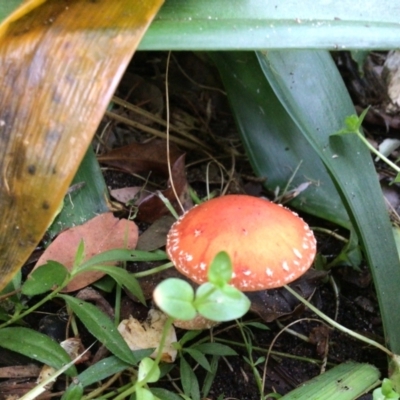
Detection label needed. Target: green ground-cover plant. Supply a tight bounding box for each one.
[0,244,244,399]
[0,244,383,399]
[2,0,400,398]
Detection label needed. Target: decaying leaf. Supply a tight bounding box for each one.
[136,215,176,251]
[33,213,138,292]
[102,140,191,221]
[98,139,183,176]
[248,270,327,322]
[0,0,164,291]
[118,309,177,363]
[137,154,192,222]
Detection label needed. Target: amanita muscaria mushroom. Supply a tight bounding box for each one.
[166,195,317,291]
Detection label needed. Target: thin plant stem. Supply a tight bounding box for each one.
[284,284,394,358]
[0,281,67,329]
[132,262,173,278]
[356,131,400,174]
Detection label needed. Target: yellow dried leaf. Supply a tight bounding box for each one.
[0,0,164,290]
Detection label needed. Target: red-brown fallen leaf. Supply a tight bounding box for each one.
[33,213,138,292]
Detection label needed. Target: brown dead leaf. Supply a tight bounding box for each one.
[118,309,177,363]
[0,0,164,291]
[98,139,183,176]
[136,215,176,251]
[33,213,138,292]
[137,154,192,222]
[309,325,331,358]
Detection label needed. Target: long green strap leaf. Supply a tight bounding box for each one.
[211,52,349,227]
[259,49,400,354]
[280,362,379,400]
[141,0,400,50]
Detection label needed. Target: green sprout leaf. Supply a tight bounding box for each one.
[72,239,86,272]
[195,282,250,321]
[153,278,197,321]
[138,357,160,383]
[135,387,156,400]
[22,261,69,296]
[207,251,233,287]
[373,378,400,400]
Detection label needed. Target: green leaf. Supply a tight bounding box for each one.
[58,294,137,365]
[61,383,84,400]
[72,240,86,272]
[0,0,22,21]
[150,388,183,400]
[280,362,379,399]
[201,355,219,398]
[61,382,83,400]
[184,348,211,372]
[138,357,160,383]
[259,49,400,353]
[244,322,270,330]
[136,387,156,400]
[180,357,200,400]
[192,343,237,357]
[179,330,203,346]
[0,327,76,376]
[77,249,167,271]
[196,283,250,322]
[207,251,232,287]
[78,265,145,305]
[141,0,400,50]
[211,51,349,227]
[48,147,110,239]
[22,261,69,296]
[63,352,152,397]
[153,278,197,320]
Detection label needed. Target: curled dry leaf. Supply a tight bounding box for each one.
[118,309,177,363]
[33,213,138,292]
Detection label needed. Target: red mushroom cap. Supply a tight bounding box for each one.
[166,195,316,291]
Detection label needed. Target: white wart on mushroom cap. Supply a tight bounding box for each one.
[166,195,317,291]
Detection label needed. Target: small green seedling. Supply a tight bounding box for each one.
[153,251,251,322]
[373,378,400,400]
[333,107,400,183]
